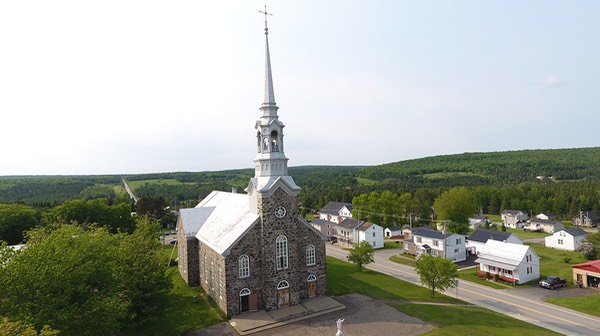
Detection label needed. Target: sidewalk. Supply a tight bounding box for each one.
[229,296,345,335]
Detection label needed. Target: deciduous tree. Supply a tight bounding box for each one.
[347,241,375,272]
[414,254,458,298]
[433,187,475,225]
[0,204,39,245]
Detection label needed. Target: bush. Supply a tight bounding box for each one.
[564,257,572,264]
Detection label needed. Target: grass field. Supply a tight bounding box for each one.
[126,179,193,190]
[546,295,600,318]
[526,243,586,284]
[391,304,560,335]
[506,228,548,240]
[422,172,488,179]
[356,177,378,186]
[383,240,403,249]
[457,268,512,289]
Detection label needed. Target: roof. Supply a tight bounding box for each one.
[478,240,535,265]
[529,218,563,226]
[188,191,260,256]
[414,229,455,240]
[412,226,433,232]
[573,211,600,221]
[468,229,513,243]
[469,215,489,220]
[180,208,214,236]
[318,202,352,215]
[337,218,364,230]
[560,228,588,237]
[386,226,403,231]
[572,260,600,274]
[536,212,556,219]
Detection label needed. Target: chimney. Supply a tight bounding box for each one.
[232,187,237,194]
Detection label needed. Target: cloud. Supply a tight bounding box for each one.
[535,75,565,88]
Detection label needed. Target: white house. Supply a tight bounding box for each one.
[525,219,564,233]
[545,228,588,251]
[468,215,490,229]
[404,228,466,262]
[475,240,540,284]
[318,202,353,224]
[501,210,528,228]
[335,218,384,249]
[384,226,403,238]
[466,228,523,255]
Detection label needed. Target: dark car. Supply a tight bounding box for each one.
[539,276,567,289]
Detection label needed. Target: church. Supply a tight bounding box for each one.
[176,18,327,318]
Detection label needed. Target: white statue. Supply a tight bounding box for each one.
[336,318,345,336]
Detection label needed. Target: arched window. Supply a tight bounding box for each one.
[306,244,316,266]
[238,254,250,279]
[240,288,251,296]
[277,280,290,289]
[270,130,279,152]
[307,274,317,282]
[276,235,288,270]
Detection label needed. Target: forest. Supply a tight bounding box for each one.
[1,147,600,221]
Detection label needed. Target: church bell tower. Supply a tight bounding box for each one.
[247,9,300,215]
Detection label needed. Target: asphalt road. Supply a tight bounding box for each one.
[327,245,600,336]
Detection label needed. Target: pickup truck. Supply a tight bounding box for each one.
[539,276,567,289]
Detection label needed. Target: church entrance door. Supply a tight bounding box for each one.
[240,288,258,313]
[277,280,290,309]
[307,275,317,298]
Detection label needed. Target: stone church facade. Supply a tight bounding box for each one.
[177,21,327,318]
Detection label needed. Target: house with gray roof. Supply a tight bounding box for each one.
[404,227,466,262]
[545,227,588,251]
[525,218,565,233]
[334,218,384,249]
[466,228,523,255]
[501,209,528,228]
[573,211,600,227]
[318,202,353,224]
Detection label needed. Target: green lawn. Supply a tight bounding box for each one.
[505,228,547,240]
[356,177,378,186]
[389,254,415,267]
[527,243,585,284]
[327,256,462,303]
[391,304,560,336]
[383,240,403,249]
[546,295,600,317]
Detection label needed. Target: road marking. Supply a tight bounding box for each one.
[459,286,600,334]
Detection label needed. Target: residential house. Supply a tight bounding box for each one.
[334,218,384,249]
[466,228,523,255]
[468,215,490,229]
[404,227,466,262]
[318,202,353,224]
[545,228,587,251]
[525,218,564,233]
[310,218,337,238]
[572,260,600,288]
[535,213,556,221]
[475,240,539,284]
[572,211,600,228]
[384,226,403,238]
[402,226,433,240]
[501,210,528,228]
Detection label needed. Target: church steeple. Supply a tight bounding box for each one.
[247,7,300,214]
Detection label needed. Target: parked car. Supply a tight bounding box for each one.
[539,276,567,289]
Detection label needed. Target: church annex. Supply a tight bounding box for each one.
[177,18,327,318]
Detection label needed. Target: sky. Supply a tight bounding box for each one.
[1,1,598,176]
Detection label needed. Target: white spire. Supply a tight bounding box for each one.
[263,32,276,106]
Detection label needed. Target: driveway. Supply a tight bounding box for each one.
[503,285,598,301]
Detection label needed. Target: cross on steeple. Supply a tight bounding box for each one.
[258,5,273,34]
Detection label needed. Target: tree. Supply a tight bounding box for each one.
[414,254,458,298]
[0,204,39,245]
[347,241,375,271]
[0,318,59,336]
[0,222,171,335]
[433,187,476,224]
[42,199,135,233]
[135,197,168,219]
